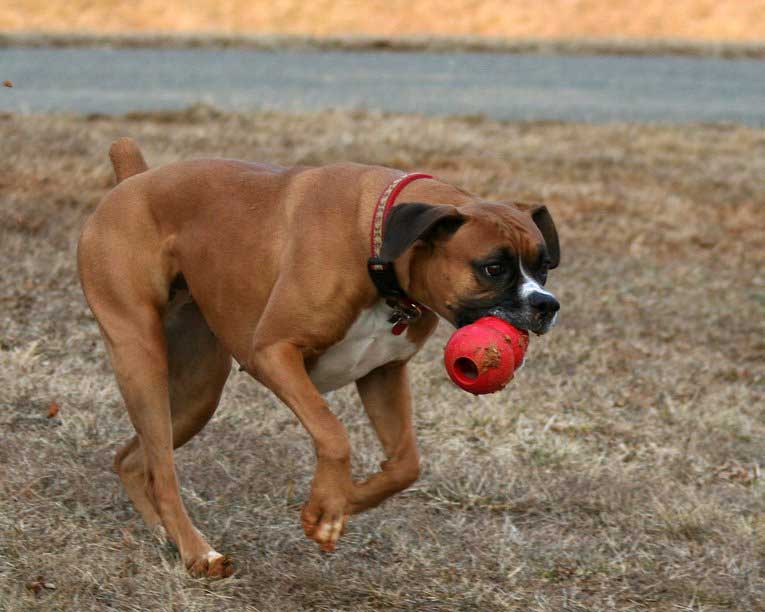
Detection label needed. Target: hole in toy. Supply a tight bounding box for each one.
[454,357,478,382]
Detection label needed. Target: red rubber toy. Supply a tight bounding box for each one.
[443,316,529,395]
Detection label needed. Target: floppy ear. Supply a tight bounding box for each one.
[380,202,466,261]
[514,203,560,269]
[530,205,560,269]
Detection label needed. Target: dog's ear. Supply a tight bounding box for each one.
[380,202,466,261]
[531,205,560,269]
[515,203,560,269]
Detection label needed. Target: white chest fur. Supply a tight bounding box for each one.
[308,301,418,393]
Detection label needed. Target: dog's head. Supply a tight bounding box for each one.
[384,201,560,335]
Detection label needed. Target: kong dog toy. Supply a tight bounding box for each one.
[444,316,529,395]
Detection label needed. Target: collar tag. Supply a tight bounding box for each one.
[391,321,409,335]
[387,298,422,335]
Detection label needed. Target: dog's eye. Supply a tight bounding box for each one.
[483,264,505,278]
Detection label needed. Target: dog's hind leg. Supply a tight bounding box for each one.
[114,436,162,529]
[165,299,232,450]
[79,214,232,578]
[113,300,232,544]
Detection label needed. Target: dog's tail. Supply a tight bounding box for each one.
[109,137,148,183]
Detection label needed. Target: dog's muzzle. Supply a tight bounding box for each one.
[529,291,560,329]
[489,290,560,335]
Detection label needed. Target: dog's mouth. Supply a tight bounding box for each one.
[453,298,559,335]
[486,306,558,335]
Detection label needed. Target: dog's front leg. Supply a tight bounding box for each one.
[247,341,355,552]
[352,362,420,511]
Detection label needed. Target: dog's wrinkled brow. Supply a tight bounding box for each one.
[471,247,516,267]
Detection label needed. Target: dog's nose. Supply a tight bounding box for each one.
[529,292,560,316]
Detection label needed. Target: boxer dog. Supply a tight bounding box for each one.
[77,138,560,578]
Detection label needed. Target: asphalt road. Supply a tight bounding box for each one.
[2,47,764,125]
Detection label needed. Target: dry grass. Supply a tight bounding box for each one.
[1,107,764,610]
[3,0,765,41]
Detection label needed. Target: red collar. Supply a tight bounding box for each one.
[367,172,433,335]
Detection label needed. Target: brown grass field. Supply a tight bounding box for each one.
[3,0,765,41]
[1,107,764,610]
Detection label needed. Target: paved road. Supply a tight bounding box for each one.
[2,47,764,125]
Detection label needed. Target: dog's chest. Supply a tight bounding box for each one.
[308,301,418,393]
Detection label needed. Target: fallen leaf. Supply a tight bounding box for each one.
[47,402,60,418]
[25,575,55,595]
[716,462,759,485]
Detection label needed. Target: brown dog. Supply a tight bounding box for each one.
[77,138,560,577]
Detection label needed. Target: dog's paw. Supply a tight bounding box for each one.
[187,551,234,579]
[301,502,349,552]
